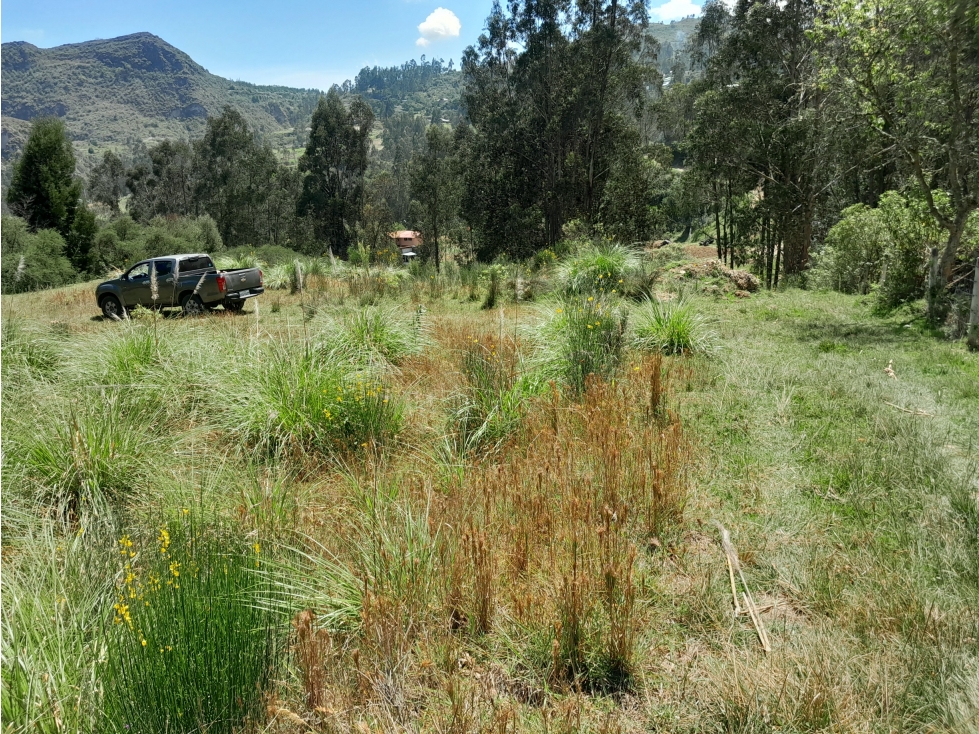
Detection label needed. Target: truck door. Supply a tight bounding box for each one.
[121,262,151,307]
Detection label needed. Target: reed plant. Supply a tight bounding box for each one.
[103,514,284,734]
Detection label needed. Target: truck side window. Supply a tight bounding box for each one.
[127,263,149,280]
[179,256,213,271]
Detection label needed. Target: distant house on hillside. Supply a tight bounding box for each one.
[388,230,422,263]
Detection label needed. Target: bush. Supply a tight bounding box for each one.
[809,204,888,295]
[104,515,283,733]
[631,295,717,356]
[0,220,77,294]
[810,191,943,310]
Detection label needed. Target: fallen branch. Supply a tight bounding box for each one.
[714,521,772,653]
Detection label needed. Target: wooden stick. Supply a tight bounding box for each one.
[883,402,934,417]
[714,521,771,653]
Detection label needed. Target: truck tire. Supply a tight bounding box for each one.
[101,295,125,320]
[223,300,245,313]
[180,293,205,316]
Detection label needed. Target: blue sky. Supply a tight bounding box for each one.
[2,0,703,91]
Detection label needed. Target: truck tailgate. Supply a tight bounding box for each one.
[221,268,263,293]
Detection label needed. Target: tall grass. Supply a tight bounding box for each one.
[1,511,118,734]
[13,397,157,517]
[631,295,718,355]
[530,296,628,394]
[219,341,404,459]
[323,304,427,369]
[446,336,529,455]
[103,514,284,733]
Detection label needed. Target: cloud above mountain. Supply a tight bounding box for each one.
[416,7,461,48]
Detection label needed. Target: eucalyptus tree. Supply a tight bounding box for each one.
[410,125,460,270]
[297,90,375,258]
[460,0,654,259]
[687,0,830,278]
[815,0,979,283]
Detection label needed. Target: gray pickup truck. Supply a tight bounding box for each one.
[95,254,264,319]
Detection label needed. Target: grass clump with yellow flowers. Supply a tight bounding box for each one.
[104,513,283,734]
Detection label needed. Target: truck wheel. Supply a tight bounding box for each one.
[223,300,245,313]
[180,293,205,316]
[101,295,125,320]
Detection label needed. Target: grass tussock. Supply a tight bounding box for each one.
[632,294,718,356]
[219,341,404,460]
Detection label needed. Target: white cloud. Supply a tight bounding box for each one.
[416,7,461,48]
[650,0,702,21]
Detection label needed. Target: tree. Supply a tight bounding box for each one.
[297,90,375,258]
[6,117,82,236]
[88,150,128,213]
[687,0,830,277]
[126,140,196,222]
[815,0,979,283]
[194,108,279,246]
[410,125,459,271]
[460,0,654,259]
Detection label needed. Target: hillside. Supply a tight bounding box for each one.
[1,33,322,161]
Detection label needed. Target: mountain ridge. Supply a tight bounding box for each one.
[1,32,322,167]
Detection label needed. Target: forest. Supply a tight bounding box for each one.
[4,0,977,323]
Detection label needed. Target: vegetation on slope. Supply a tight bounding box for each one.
[1,255,976,732]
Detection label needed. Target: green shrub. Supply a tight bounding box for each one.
[0,223,76,294]
[531,296,628,394]
[104,515,283,733]
[810,191,944,310]
[631,296,717,356]
[809,204,888,295]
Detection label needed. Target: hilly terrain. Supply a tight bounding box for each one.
[1,33,323,162]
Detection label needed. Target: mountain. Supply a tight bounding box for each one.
[1,33,321,163]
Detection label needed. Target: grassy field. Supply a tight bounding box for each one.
[2,258,977,733]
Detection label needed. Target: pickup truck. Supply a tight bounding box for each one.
[95,254,264,319]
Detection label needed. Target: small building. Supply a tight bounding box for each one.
[388,230,423,263]
[389,230,423,250]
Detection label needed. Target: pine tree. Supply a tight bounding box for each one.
[7,117,82,236]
